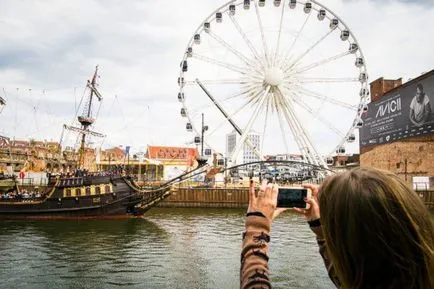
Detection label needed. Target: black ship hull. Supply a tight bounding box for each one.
[0,175,170,220]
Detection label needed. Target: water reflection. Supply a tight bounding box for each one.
[0,208,337,289]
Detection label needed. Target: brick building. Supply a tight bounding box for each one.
[360,70,434,189]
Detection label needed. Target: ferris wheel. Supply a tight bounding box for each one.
[177,0,369,168]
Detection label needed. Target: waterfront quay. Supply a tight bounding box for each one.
[159,186,434,210]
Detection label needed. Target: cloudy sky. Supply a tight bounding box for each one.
[0,0,432,156]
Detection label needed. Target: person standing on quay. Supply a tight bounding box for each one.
[240,168,434,289]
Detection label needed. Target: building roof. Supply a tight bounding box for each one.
[146,145,198,160]
[11,140,28,147]
[380,69,434,96]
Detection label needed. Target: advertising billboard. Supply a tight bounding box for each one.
[360,73,434,148]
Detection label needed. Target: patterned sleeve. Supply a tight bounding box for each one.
[240,214,272,289]
[310,225,341,288]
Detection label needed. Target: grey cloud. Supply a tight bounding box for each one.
[343,0,434,6]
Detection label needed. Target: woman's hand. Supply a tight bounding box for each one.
[248,180,287,221]
[292,184,320,221]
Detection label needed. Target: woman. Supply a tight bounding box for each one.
[240,167,434,289]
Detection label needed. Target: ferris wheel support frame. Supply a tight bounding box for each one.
[196,79,263,161]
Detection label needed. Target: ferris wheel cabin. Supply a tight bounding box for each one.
[359,72,368,83]
[340,30,350,41]
[259,0,265,7]
[204,148,212,156]
[182,60,188,72]
[360,88,369,97]
[289,0,296,9]
[204,22,210,33]
[244,0,250,10]
[186,123,192,132]
[180,108,187,117]
[317,9,326,21]
[194,136,201,145]
[178,92,184,102]
[274,0,281,7]
[355,119,364,128]
[178,77,185,87]
[336,146,346,154]
[229,4,236,15]
[304,2,312,13]
[194,34,201,44]
[187,47,193,57]
[349,43,359,53]
[330,19,339,30]
[216,12,222,23]
[347,133,356,142]
[326,157,334,166]
[355,57,364,68]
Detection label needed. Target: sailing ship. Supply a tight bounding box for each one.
[0,67,174,219]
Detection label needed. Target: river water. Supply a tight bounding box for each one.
[0,208,336,289]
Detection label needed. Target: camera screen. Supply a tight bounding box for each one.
[277,188,307,208]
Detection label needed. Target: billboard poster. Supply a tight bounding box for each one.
[360,73,434,148]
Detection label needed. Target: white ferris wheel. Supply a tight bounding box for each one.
[178,0,369,168]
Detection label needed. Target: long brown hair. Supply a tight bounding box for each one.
[319,167,434,289]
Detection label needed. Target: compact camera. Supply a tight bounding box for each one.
[277,187,312,208]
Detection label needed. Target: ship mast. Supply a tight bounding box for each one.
[64,66,105,169]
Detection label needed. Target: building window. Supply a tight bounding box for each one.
[396,163,401,169]
[86,187,91,196]
[76,189,82,196]
[105,185,111,193]
[66,189,72,197]
[95,187,101,195]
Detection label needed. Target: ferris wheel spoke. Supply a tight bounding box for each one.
[223,85,263,102]
[274,0,286,66]
[294,85,358,111]
[229,15,265,69]
[207,31,262,72]
[276,86,325,167]
[295,77,358,84]
[276,104,290,154]
[286,89,345,137]
[187,86,261,117]
[291,51,350,74]
[253,0,271,66]
[283,29,334,73]
[280,13,312,68]
[261,97,270,152]
[192,53,251,75]
[274,88,313,164]
[230,86,270,163]
[185,78,259,86]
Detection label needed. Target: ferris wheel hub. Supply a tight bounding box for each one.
[264,67,284,86]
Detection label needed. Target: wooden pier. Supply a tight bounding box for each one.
[158,187,434,210]
[157,187,249,208]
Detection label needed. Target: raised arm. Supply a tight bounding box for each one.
[240,181,286,289]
